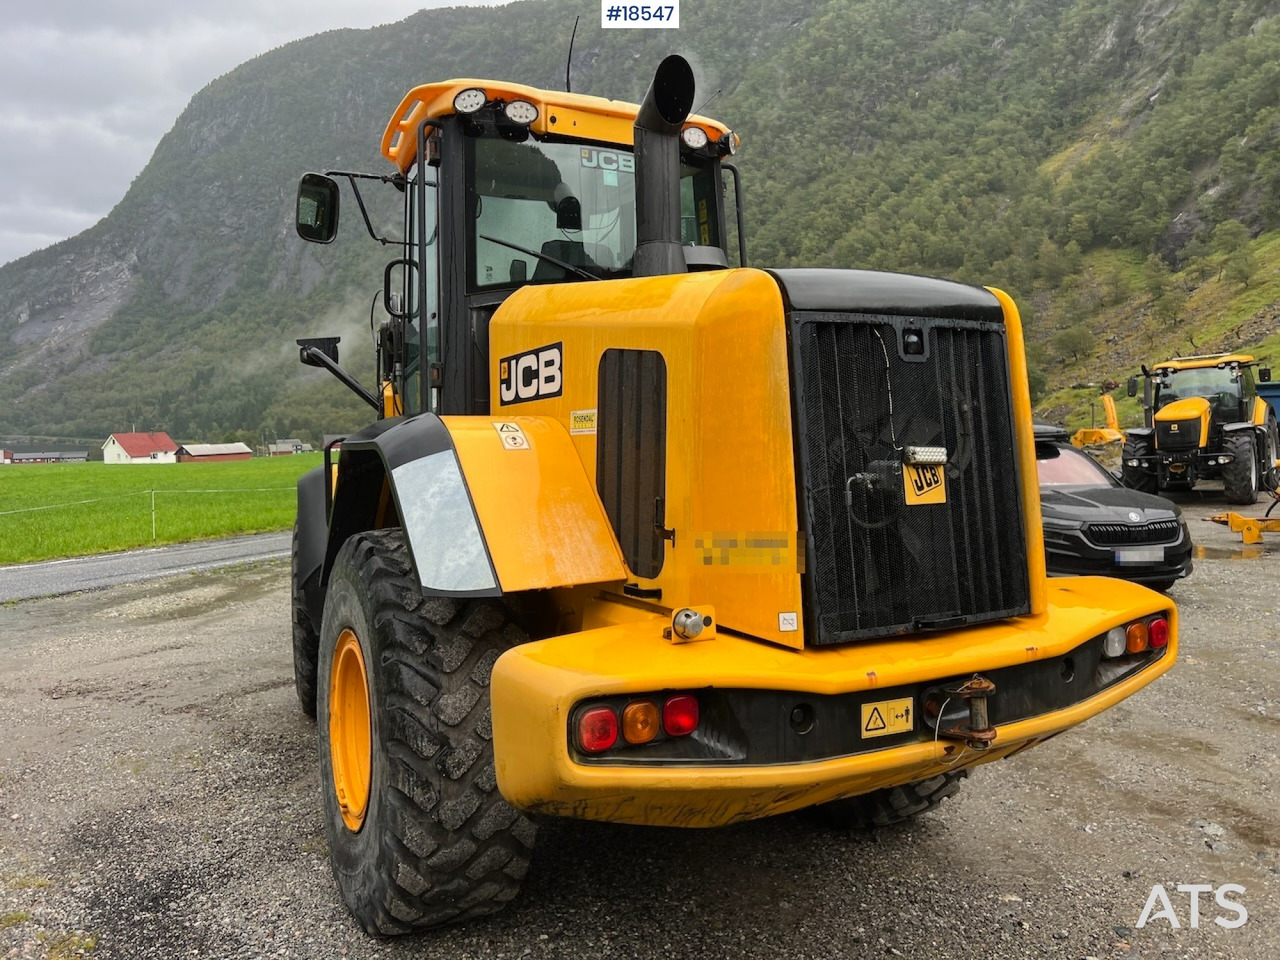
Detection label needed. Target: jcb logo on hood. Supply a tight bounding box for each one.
[499,342,562,405]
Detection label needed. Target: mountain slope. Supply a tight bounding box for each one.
[1,0,1278,443]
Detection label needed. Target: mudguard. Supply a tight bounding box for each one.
[295,466,328,627]
[1220,420,1258,435]
[320,412,626,601]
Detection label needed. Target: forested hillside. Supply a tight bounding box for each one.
[1,0,1278,443]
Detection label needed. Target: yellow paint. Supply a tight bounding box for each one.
[1154,396,1211,447]
[1154,353,1254,372]
[903,464,947,505]
[987,286,1048,617]
[381,380,402,418]
[1072,394,1124,447]
[330,628,371,832]
[489,576,1175,826]
[860,697,914,738]
[1251,396,1269,427]
[1102,393,1120,432]
[443,415,627,593]
[1208,511,1280,544]
[381,79,735,174]
[490,268,805,648]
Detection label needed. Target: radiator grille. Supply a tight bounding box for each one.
[1156,418,1200,452]
[1085,520,1181,546]
[791,313,1031,644]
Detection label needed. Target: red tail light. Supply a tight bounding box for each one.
[663,695,699,736]
[577,707,619,753]
[1149,617,1170,650]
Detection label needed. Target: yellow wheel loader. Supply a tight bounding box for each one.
[1122,354,1279,504]
[288,56,1176,934]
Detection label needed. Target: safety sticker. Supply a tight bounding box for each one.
[778,612,798,632]
[860,697,914,739]
[569,409,598,435]
[492,421,530,451]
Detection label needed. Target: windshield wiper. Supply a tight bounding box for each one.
[479,234,600,282]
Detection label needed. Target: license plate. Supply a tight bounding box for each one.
[860,697,915,739]
[1116,546,1164,565]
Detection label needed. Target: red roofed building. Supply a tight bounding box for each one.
[103,432,179,464]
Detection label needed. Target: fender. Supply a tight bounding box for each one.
[295,466,328,628]
[321,412,626,602]
[1219,420,1258,435]
[1125,426,1154,440]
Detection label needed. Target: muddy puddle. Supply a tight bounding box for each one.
[1193,543,1269,560]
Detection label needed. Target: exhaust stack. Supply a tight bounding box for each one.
[632,55,695,278]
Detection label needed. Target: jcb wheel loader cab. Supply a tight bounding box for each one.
[290,56,1177,934]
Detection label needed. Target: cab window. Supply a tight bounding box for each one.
[466,136,720,291]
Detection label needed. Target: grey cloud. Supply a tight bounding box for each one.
[0,1,498,267]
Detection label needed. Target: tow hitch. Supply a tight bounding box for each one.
[936,675,997,749]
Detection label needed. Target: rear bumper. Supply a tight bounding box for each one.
[490,579,1176,826]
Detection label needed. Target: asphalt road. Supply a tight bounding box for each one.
[0,533,291,603]
[0,501,1277,959]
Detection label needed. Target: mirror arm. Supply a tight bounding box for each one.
[299,346,380,411]
[723,160,747,267]
[326,170,405,246]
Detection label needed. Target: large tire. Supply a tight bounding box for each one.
[1121,435,1157,493]
[1262,414,1279,492]
[291,523,319,718]
[811,770,968,829]
[317,528,536,935]
[1222,431,1259,505]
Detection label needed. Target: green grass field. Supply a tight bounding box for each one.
[0,454,321,565]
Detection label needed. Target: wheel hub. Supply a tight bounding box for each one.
[330,628,372,832]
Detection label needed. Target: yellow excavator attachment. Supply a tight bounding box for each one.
[1071,393,1125,448]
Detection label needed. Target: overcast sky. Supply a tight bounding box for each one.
[0,1,505,268]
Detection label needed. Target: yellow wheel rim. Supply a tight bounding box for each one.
[330,628,372,832]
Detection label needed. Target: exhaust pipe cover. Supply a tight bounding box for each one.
[633,55,695,278]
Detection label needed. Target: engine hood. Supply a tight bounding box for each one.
[1040,486,1182,524]
[1155,396,1211,422]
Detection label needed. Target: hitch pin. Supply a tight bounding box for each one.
[939,674,997,750]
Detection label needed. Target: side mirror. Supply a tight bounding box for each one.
[1260,368,1272,383]
[296,173,340,243]
[1127,377,1138,397]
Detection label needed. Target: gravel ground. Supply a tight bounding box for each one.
[1,498,1278,960]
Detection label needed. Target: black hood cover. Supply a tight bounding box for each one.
[1041,485,1182,523]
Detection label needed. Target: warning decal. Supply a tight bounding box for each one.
[569,409,597,435]
[492,421,531,451]
[860,697,914,739]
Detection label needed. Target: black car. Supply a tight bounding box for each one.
[1035,424,1193,591]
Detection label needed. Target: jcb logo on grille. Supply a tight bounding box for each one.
[904,464,947,506]
[499,342,563,405]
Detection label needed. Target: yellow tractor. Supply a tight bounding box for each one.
[1122,354,1278,504]
[289,56,1176,933]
